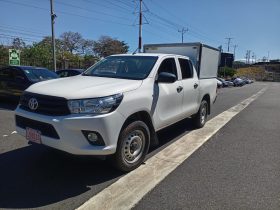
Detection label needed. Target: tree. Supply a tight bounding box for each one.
[21,36,63,68]
[80,39,94,55]
[93,36,129,57]
[60,31,83,53]
[12,38,26,49]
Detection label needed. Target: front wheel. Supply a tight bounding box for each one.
[112,121,150,172]
[192,100,208,128]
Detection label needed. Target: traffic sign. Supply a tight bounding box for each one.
[9,49,20,65]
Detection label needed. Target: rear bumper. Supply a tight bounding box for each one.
[15,107,126,155]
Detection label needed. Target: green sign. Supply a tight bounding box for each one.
[9,49,20,65]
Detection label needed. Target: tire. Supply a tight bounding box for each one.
[193,100,208,128]
[112,121,150,172]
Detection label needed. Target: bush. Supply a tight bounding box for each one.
[218,67,236,77]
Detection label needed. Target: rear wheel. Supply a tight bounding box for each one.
[193,100,208,128]
[112,121,150,172]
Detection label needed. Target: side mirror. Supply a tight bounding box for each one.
[157,72,176,83]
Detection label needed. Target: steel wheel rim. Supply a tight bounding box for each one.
[201,104,207,124]
[122,130,145,164]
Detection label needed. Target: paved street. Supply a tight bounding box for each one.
[1,82,279,210]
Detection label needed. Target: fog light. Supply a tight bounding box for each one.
[82,130,105,146]
[88,133,98,142]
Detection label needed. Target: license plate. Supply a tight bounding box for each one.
[26,127,41,144]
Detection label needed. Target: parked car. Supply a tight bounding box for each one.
[216,78,223,88]
[233,78,246,86]
[15,43,219,172]
[217,78,234,87]
[0,66,58,98]
[225,80,234,87]
[56,69,84,78]
[242,77,254,84]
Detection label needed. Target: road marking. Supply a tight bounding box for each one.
[11,131,17,134]
[77,87,267,210]
[3,135,8,137]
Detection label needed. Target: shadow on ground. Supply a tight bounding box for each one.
[0,97,19,111]
[0,114,195,209]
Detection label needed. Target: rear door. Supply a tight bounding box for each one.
[9,68,30,96]
[153,57,184,130]
[178,57,199,116]
[0,67,12,96]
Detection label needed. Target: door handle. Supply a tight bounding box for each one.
[194,83,198,89]
[177,86,183,93]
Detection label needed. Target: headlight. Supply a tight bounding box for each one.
[68,93,123,114]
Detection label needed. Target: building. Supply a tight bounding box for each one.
[219,53,234,68]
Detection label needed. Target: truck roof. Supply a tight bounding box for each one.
[144,42,220,52]
[110,53,190,59]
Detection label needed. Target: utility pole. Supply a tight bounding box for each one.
[50,0,57,71]
[138,0,142,53]
[246,50,251,64]
[233,44,238,59]
[267,51,270,62]
[225,37,233,52]
[178,27,188,43]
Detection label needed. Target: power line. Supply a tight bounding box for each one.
[0,28,46,38]
[55,1,130,21]
[147,0,222,45]
[0,25,48,36]
[0,0,133,26]
[0,33,41,42]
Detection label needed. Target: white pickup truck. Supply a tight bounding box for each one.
[15,43,220,172]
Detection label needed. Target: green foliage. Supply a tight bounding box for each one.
[218,67,236,77]
[0,34,129,69]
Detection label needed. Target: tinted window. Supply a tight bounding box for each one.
[83,56,158,80]
[0,68,12,80]
[179,58,193,79]
[12,68,25,80]
[57,71,69,78]
[69,71,81,76]
[158,58,178,78]
[23,68,58,82]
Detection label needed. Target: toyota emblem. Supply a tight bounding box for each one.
[28,98,39,110]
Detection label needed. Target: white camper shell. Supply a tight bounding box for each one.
[144,43,220,79]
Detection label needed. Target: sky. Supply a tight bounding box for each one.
[0,0,279,61]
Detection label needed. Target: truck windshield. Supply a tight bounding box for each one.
[83,56,158,80]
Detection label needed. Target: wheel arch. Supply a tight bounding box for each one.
[120,111,158,148]
[202,94,211,115]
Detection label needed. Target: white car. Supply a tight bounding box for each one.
[15,53,217,172]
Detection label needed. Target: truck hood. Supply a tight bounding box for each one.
[26,75,143,99]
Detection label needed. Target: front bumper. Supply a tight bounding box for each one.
[15,107,126,155]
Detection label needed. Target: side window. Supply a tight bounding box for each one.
[178,58,193,79]
[158,58,178,78]
[11,68,25,81]
[58,71,68,77]
[0,68,13,80]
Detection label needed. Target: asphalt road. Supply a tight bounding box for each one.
[134,82,280,210]
[0,82,272,209]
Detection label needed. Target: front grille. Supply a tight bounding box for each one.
[16,115,60,139]
[19,92,70,116]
